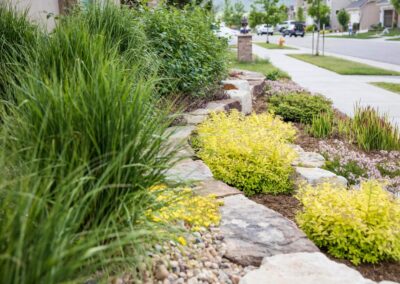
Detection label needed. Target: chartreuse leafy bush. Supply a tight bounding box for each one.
[268,93,333,124]
[141,7,228,97]
[148,186,223,232]
[196,111,297,196]
[296,181,400,265]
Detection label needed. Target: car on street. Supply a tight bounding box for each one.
[276,20,296,32]
[256,24,274,35]
[282,22,305,37]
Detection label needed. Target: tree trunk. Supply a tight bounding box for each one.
[58,0,78,15]
[316,20,320,55]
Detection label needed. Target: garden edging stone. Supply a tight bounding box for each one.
[295,166,348,187]
[239,252,380,284]
[220,194,319,267]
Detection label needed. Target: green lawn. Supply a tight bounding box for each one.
[254,42,297,50]
[288,54,400,76]
[371,82,400,94]
[326,31,379,39]
[229,52,290,79]
[387,37,400,41]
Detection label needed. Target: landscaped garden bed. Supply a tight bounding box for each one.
[191,71,400,282]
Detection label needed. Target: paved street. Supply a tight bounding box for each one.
[252,34,400,66]
[251,44,400,126]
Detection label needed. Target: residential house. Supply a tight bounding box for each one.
[325,0,353,30]
[377,0,399,27]
[346,0,399,30]
[293,0,354,30]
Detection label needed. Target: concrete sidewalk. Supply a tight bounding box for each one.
[252,44,400,126]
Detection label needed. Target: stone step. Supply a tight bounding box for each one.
[220,195,319,267]
[295,167,348,187]
[165,159,213,182]
[239,252,387,284]
[193,179,243,198]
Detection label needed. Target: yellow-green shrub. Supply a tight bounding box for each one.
[148,186,223,231]
[196,111,297,195]
[296,181,400,265]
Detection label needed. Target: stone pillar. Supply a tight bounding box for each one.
[237,35,252,62]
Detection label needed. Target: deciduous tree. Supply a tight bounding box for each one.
[296,6,305,22]
[307,0,330,55]
[337,9,350,32]
[255,0,286,42]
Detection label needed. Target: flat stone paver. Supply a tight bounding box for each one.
[252,44,400,127]
[220,195,319,266]
[295,167,347,186]
[194,179,242,198]
[240,252,378,284]
[165,159,213,182]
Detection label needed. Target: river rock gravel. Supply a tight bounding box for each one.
[148,227,255,284]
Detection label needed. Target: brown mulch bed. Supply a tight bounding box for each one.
[250,194,400,282]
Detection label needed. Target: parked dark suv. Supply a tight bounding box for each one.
[282,22,305,37]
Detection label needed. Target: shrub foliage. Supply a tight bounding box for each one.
[268,93,332,124]
[142,7,228,97]
[196,111,297,195]
[296,181,400,265]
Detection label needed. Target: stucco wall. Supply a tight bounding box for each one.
[8,0,60,30]
[327,0,353,30]
[360,0,380,30]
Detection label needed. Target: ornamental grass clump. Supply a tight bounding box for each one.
[268,93,333,124]
[196,111,297,196]
[0,3,40,99]
[0,11,178,283]
[350,106,400,151]
[296,180,400,265]
[308,112,335,138]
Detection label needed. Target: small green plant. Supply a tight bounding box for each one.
[308,112,334,138]
[266,70,284,81]
[268,93,333,124]
[351,106,400,151]
[323,156,367,185]
[296,180,400,265]
[196,111,297,196]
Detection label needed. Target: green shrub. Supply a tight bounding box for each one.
[308,112,334,138]
[350,106,400,151]
[296,181,400,265]
[305,25,315,32]
[268,93,333,124]
[141,7,228,97]
[196,111,297,195]
[0,3,40,98]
